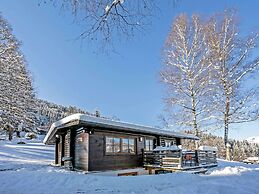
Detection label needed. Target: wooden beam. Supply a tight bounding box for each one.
[55,137,60,165]
[61,134,65,166]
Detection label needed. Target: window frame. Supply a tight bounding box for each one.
[144,138,154,151]
[105,136,121,153]
[121,138,136,154]
[105,135,136,155]
[164,138,176,147]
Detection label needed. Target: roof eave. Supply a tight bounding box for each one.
[43,114,200,143]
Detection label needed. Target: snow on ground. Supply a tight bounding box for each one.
[1,139,259,194]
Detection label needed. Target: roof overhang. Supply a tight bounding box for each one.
[43,113,199,144]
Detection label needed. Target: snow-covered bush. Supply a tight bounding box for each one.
[25,132,37,140]
[17,141,26,144]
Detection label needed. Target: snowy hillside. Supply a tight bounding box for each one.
[34,98,89,130]
[0,98,90,135]
[247,136,259,144]
[0,137,54,171]
[1,139,259,194]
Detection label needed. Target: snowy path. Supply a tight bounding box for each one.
[0,140,259,194]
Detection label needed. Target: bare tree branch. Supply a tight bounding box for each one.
[42,0,157,50]
[206,9,259,146]
[161,14,217,137]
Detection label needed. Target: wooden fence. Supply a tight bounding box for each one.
[143,149,217,170]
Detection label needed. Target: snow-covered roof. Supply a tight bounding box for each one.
[43,113,199,144]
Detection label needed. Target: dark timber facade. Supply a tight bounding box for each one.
[44,114,199,171]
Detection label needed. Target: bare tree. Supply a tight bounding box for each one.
[206,10,259,146]
[161,14,216,137]
[44,0,156,47]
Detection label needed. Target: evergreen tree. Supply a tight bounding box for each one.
[0,13,37,131]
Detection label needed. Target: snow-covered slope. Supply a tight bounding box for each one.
[246,136,259,144]
[1,139,259,194]
[0,137,54,171]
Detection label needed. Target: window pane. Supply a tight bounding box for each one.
[129,138,135,153]
[165,140,171,147]
[145,139,153,151]
[114,138,120,153]
[149,140,153,150]
[145,139,150,151]
[129,139,134,146]
[122,138,129,153]
[106,137,113,153]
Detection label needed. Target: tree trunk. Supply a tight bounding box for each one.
[224,120,229,146]
[224,94,231,160]
[224,95,230,146]
[191,91,199,149]
[8,130,13,141]
[193,114,199,149]
[16,131,21,138]
[191,93,199,137]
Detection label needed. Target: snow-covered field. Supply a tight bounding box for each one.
[1,139,259,194]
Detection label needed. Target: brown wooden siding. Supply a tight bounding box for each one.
[74,132,89,171]
[88,130,156,171]
[56,126,184,171]
[57,135,63,165]
[61,134,65,165]
[55,137,60,164]
[64,130,71,167]
[64,131,70,157]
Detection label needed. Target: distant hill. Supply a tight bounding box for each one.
[0,97,95,134]
[34,98,92,132]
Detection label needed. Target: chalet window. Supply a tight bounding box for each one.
[106,137,121,153]
[165,139,176,147]
[122,138,135,154]
[105,136,135,154]
[145,138,153,151]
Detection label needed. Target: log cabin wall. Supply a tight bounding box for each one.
[57,139,60,165]
[56,126,185,171]
[57,135,63,165]
[88,130,156,171]
[55,132,71,167]
[55,137,60,165]
[74,131,89,171]
[64,129,71,167]
[61,134,65,166]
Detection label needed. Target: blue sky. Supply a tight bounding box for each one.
[0,0,258,140]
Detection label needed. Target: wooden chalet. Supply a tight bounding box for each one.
[44,113,217,172]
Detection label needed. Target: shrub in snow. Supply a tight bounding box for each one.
[17,141,26,144]
[25,132,37,140]
[3,123,14,141]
